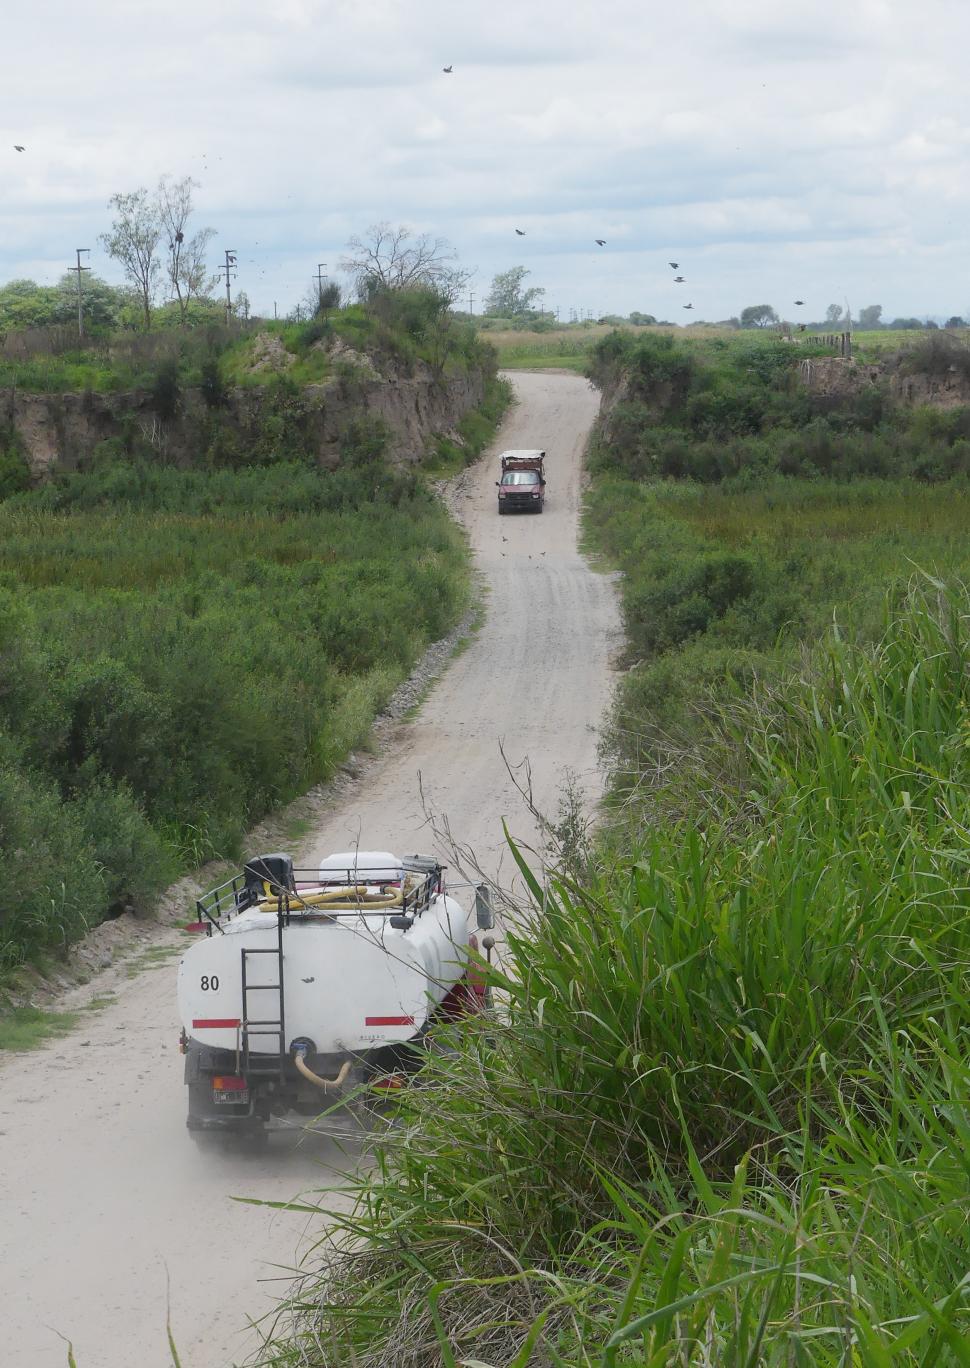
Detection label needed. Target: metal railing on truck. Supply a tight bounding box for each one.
[194,864,442,936]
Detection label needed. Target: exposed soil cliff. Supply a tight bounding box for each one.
[798,354,970,408]
[1,356,486,477]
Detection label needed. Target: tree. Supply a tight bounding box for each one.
[628,311,657,326]
[234,290,251,322]
[0,276,126,332]
[156,175,217,324]
[825,303,843,325]
[0,279,60,329]
[740,304,778,329]
[54,273,125,332]
[858,304,883,329]
[99,189,163,328]
[484,266,545,317]
[945,316,966,329]
[340,222,470,303]
[316,280,342,316]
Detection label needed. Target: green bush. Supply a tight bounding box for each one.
[259,586,970,1368]
[199,356,227,408]
[150,356,180,419]
[0,748,104,967]
[73,782,176,915]
[0,439,475,963]
[0,427,31,501]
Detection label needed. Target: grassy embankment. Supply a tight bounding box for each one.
[0,289,495,394]
[486,321,961,371]
[256,330,970,1366]
[0,292,508,992]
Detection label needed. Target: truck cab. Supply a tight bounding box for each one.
[497,449,546,513]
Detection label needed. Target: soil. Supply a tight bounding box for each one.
[0,370,620,1368]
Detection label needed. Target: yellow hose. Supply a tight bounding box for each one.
[293,1053,352,1090]
[256,883,404,913]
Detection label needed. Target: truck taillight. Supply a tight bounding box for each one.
[212,1075,248,1091]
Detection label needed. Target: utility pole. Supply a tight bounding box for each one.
[316,262,327,311]
[220,249,238,324]
[70,248,91,339]
[468,292,475,316]
[273,301,278,320]
[555,305,560,322]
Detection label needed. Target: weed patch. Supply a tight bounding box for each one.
[0,1004,81,1051]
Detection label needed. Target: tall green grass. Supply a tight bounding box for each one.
[0,456,472,970]
[256,584,970,1366]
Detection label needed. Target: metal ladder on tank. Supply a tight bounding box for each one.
[240,906,286,1082]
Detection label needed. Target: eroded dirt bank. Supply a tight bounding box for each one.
[0,369,620,1368]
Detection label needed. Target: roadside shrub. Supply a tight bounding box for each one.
[0,749,103,967]
[150,356,180,419]
[199,356,227,408]
[73,782,176,915]
[626,550,757,653]
[340,414,389,466]
[0,428,30,500]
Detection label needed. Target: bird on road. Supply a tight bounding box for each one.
[595,239,606,246]
[684,303,694,310]
[14,145,25,152]
[794,299,804,306]
[669,261,678,269]
[515,228,526,235]
[673,276,685,283]
[443,65,453,72]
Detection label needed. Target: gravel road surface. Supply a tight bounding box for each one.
[0,370,619,1367]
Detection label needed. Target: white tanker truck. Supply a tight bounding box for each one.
[177,850,490,1140]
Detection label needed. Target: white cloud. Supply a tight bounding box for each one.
[3,0,970,318]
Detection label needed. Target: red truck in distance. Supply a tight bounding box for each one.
[496,449,546,514]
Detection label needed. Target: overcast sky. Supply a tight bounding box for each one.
[3,0,969,322]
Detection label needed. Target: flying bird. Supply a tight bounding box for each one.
[683,303,694,310]
[668,262,678,269]
[673,276,685,282]
[443,65,453,72]
[595,239,606,246]
[14,144,25,152]
[794,299,804,306]
[515,228,526,235]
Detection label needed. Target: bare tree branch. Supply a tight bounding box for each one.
[340,222,472,303]
[156,175,217,323]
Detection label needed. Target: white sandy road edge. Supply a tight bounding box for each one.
[0,370,621,1368]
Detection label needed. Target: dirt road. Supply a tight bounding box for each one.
[0,370,620,1368]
